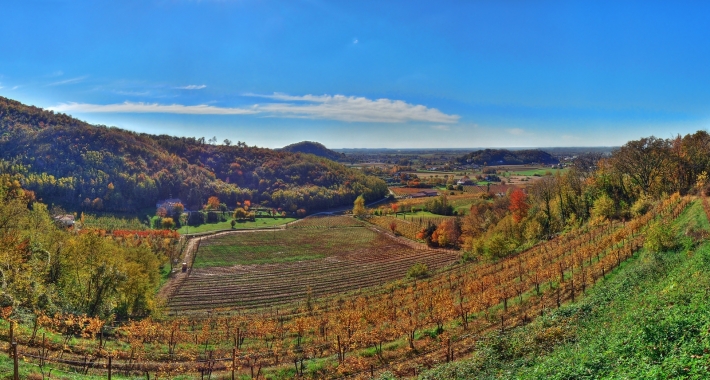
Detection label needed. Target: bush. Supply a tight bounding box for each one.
[407,263,429,279]
[631,196,652,217]
[644,220,678,253]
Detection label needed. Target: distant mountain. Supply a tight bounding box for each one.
[280,141,344,161]
[0,97,387,213]
[457,149,559,165]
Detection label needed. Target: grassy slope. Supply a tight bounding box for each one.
[193,227,378,267]
[176,217,295,234]
[419,199,710,379]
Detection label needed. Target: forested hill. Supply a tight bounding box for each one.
[0,96,387,212]
[280,141,345,161]
[457,148,559,165]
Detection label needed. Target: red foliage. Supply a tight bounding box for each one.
[509,188,529,223]
[205,196,220,210]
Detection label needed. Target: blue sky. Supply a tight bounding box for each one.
[1,1,709,148]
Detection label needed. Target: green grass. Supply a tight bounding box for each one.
[504,167,568,176]
[177,217,295,234]
[419,199,710,380]
[194,227,380,267]
[0,352,159,380]
[395,210,451,219]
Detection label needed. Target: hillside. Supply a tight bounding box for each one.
[280,140,344,161]
[0,96,387,212]
[421,200,710,379]
[457,148,559,165]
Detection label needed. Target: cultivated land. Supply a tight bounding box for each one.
[177,217,296,234]
[1,195,698,379]
[167,216,460,312]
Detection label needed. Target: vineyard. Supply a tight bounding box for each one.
[80,214,149,231]
[1,195,695,379]
[367,215,451,241]
[287,215,365,229]
[168,216,461,311]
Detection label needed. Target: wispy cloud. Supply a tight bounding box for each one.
[248,93,460,123]
[114,90,151,96]
[353,38,359,44]
[48,76,88,86]
[49,93,460,123]
[49,101,258,115]
[11,86,19,90]
[507,128,525,135]
[431,125,450,131]
[176,84,206,90]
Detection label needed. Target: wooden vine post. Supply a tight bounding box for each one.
[12,342,19,380]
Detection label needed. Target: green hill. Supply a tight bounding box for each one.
[0,96,387,213]
[280,140,345,161]
[457,148,559,165]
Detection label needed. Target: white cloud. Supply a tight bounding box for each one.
[248,93,460,123]
[507,128,525,135]
[176,84,207,90]
[48,76,88,86]
[49,93,460,124]
[49,101,258,115]
[353,38,358,44]
[11,86,19,90]
[431,125,450,131]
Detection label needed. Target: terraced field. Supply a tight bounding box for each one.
[168,216,460,312]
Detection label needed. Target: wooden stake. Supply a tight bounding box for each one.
[232,347,236,380]
[12,342,19,380]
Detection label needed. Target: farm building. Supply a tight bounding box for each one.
[409,189,439,198]
[53,214,75,227]
[156,198,184,210]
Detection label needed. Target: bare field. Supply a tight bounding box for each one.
[168,216,460,312]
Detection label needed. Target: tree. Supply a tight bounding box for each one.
[591,193,615,220]
[611,136,672,196]
[234,207,248,220]
[206,196,220,210]
[530,176,557,235]
[161,217,175,229]
[353,195,367,217]
[508,188,529,223]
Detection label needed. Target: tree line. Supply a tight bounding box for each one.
[0,96,387,214]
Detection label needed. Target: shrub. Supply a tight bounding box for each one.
[644,220,678,253]
[631,196,652,217]
[407,263,429,279]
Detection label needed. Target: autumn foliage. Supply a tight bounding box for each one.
[509,188,529,223]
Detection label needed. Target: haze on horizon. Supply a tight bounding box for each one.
[1,1,709,149]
